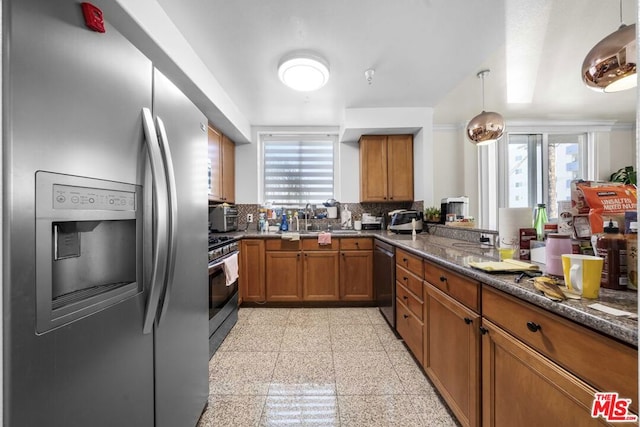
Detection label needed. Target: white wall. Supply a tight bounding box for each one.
[595,127,636,180]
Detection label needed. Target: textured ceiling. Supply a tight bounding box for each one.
[156,0,637,127]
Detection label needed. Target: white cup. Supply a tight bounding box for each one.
[354,220,362,231]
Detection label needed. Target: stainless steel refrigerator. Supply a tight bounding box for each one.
[3,1,209,426]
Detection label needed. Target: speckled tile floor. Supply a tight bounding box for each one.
[197,307,458,427]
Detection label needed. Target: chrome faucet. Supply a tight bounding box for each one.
[304,204,312,231]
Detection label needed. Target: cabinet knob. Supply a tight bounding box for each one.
[403,257,408,263]
[464,317,472,325]
[403,276,408,282]
[479,326,489,335]
[526,321,541,333]
[439,276,447,282]
[403,295,408,300]
[355,242,359,247]
[403,314,409,319]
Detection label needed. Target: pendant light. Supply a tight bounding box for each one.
[466,69,505,145]
[582,0,637,92]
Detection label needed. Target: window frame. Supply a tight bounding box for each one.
[259,132,339,207]
[498,131,591,217]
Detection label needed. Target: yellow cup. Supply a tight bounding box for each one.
[498,247,515,260]
[561,254,604,299]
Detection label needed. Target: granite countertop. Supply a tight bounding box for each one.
[230,229,638,347]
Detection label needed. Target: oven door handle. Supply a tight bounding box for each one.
[208,251,239,273]
[155,116,178,327]
[141,108,170,335]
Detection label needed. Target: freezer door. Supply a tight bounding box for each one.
[152,69,209,427]
[4,0,154,426]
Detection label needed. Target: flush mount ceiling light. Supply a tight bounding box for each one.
[582,0,637,92]
[364,68,375,85]
[278,51,330,92]
[466,69,505,146]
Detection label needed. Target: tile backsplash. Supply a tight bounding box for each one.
[232,201,425,232]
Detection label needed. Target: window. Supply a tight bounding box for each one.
[501,133,588,219]
[262,134,336,207]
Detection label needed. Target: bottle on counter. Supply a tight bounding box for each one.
[280,212,288,231]
[626,221,638,290]
[533,203,548,241]
[595,219,627,290]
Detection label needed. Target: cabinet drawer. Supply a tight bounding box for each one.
[396,299,424,362]
[266,239,301,251]
[396,265,423,299]
[302,238,339,251]
[339,237,373,251]
[397,282,423,321]
[482,286,638,411]
[424,261,479,312]
[396,248,423,278]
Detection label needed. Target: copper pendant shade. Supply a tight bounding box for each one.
[466,69,505,145]
[582,23,637,92]
[582,0,636,93]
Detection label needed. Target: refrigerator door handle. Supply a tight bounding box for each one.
[154,116,178,326]
[141,107,170,334]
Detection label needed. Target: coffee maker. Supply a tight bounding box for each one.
[440,197,469,223]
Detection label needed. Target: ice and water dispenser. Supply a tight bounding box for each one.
[35,172,142,333]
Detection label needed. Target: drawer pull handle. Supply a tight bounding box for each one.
[439,276,447,282]
[479,326,488,335]
[403,314,409,319]
[526,321,541,333]
[464,317,472,325]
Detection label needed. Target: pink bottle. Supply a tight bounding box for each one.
[545,234,572,276]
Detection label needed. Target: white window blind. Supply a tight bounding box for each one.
[263,137,335,206]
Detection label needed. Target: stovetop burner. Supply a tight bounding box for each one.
[208,235,234,247]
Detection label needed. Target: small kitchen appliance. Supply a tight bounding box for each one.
[389,210,423,233]
[210,204,238,232]
[441,197,470,223]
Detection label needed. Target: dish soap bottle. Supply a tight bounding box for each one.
[280,211,288,232]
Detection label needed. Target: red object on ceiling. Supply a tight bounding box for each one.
[81,3,105,33]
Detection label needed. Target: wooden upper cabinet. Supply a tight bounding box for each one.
[207,124,235,203]
[387,135,414,202]
[359,134,413,202]
[208,125,222,201]
[221,135,235,203]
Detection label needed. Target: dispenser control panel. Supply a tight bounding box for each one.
[53,184,135,211]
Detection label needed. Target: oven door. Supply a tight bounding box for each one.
[208,251,239,321]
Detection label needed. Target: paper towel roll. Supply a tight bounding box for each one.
[499,207,533,246]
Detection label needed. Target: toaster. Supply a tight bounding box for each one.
[389,210,423,234]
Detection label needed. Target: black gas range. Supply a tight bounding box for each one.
[208,234,239,263]
[207,232,239,358]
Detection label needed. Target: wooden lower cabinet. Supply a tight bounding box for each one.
[339,250,373,301]
[424,283,480,427]
[265,251,302,301]
[303,251,339,301]
[240,239,265,302]
[396,296,423,361]
[481,319,610,427]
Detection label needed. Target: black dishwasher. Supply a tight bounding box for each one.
[374,240,396,328]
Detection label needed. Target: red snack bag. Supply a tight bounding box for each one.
[579,185,637,234]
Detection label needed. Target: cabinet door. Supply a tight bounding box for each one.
[339,250,373,301]
[359,135,389,202]
[303,251,339,301]
[207,125,222,201]
[265,252,302,301]
[482,319,607,427]
[240,240,265,302]
[221,135,235,203]
[387,134,413,202]
[424,283,480,427]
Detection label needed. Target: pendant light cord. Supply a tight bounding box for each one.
[481,72,486,111]
[619,0,623,25]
